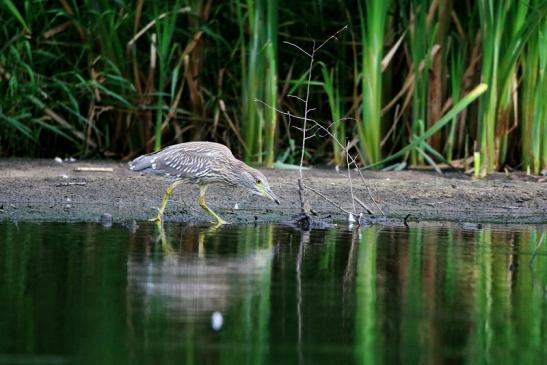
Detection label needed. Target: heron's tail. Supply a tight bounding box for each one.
[128,152,158,172]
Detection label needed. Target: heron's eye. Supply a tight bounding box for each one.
[256,179,262,184]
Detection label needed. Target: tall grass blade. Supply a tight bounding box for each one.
[357,0,391,164]
[365,84,488,169]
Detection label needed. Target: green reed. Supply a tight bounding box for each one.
[238,0,278,166]
[477,0,547,174]
[521,5,547,174]
[405,0,433,165]
[356,0,390,164]
[320,62,345,167]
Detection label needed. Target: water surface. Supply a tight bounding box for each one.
[1,222,546,364]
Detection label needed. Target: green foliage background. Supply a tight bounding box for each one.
[0,0,545,173]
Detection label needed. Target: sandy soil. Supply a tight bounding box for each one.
[0,159,545,225]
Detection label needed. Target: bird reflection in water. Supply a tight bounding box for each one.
[126,224,274,321]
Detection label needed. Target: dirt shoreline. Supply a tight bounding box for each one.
[0,159,545,225]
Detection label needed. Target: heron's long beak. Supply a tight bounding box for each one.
[259,185,280,205]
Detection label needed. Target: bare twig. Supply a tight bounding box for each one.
[354,197,373,215]
[299,40,316,181]
[403,213,411,228]
[257,25,385,220]
[258,90,385,216]
[353,164,385,216]
[283,41,312,58]
[316,25,348,51]
[298,179,312,216]
[288,94,306,103]
[303,183,352,215]
[346,141,356,213]
[254,99,318,123]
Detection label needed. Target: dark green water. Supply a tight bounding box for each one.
[1,222,546,364]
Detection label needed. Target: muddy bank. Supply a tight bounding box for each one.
[0,159,545,225]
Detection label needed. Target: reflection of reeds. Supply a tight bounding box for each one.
[2,222,547,361]
[355,227,380,364]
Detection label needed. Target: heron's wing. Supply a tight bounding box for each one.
[151,142,234,180]
[170,142,234,159]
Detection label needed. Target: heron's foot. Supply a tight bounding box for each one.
[148,207,164,225]
[198,186,226,226]
[205,206,226,226]
[149,215,162,224]
[212,215,227,226]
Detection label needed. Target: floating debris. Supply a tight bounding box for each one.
[211,311,223,331]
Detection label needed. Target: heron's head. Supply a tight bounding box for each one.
[238,164,280,204]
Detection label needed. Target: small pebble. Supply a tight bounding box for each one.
[211,311,223,331]
[234,203,239,210]
[348,212,356,223]
[100,213,113,227]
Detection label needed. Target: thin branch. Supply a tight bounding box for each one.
[283,41,312,58]
[254,99,318,123]
[288,94,306,103]
[257,25,386,219]
[353,163,385,216]
[346,140,356,213]
[316,25,349,51]
[303,183,353,215]
[299,40,316,180]
[354,197,373,215]
[258,94,385,216]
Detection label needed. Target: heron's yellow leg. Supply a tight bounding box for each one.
[150,180,184,224]
[198,185,226,225]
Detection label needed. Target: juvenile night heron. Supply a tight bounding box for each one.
[129,142,279,225]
